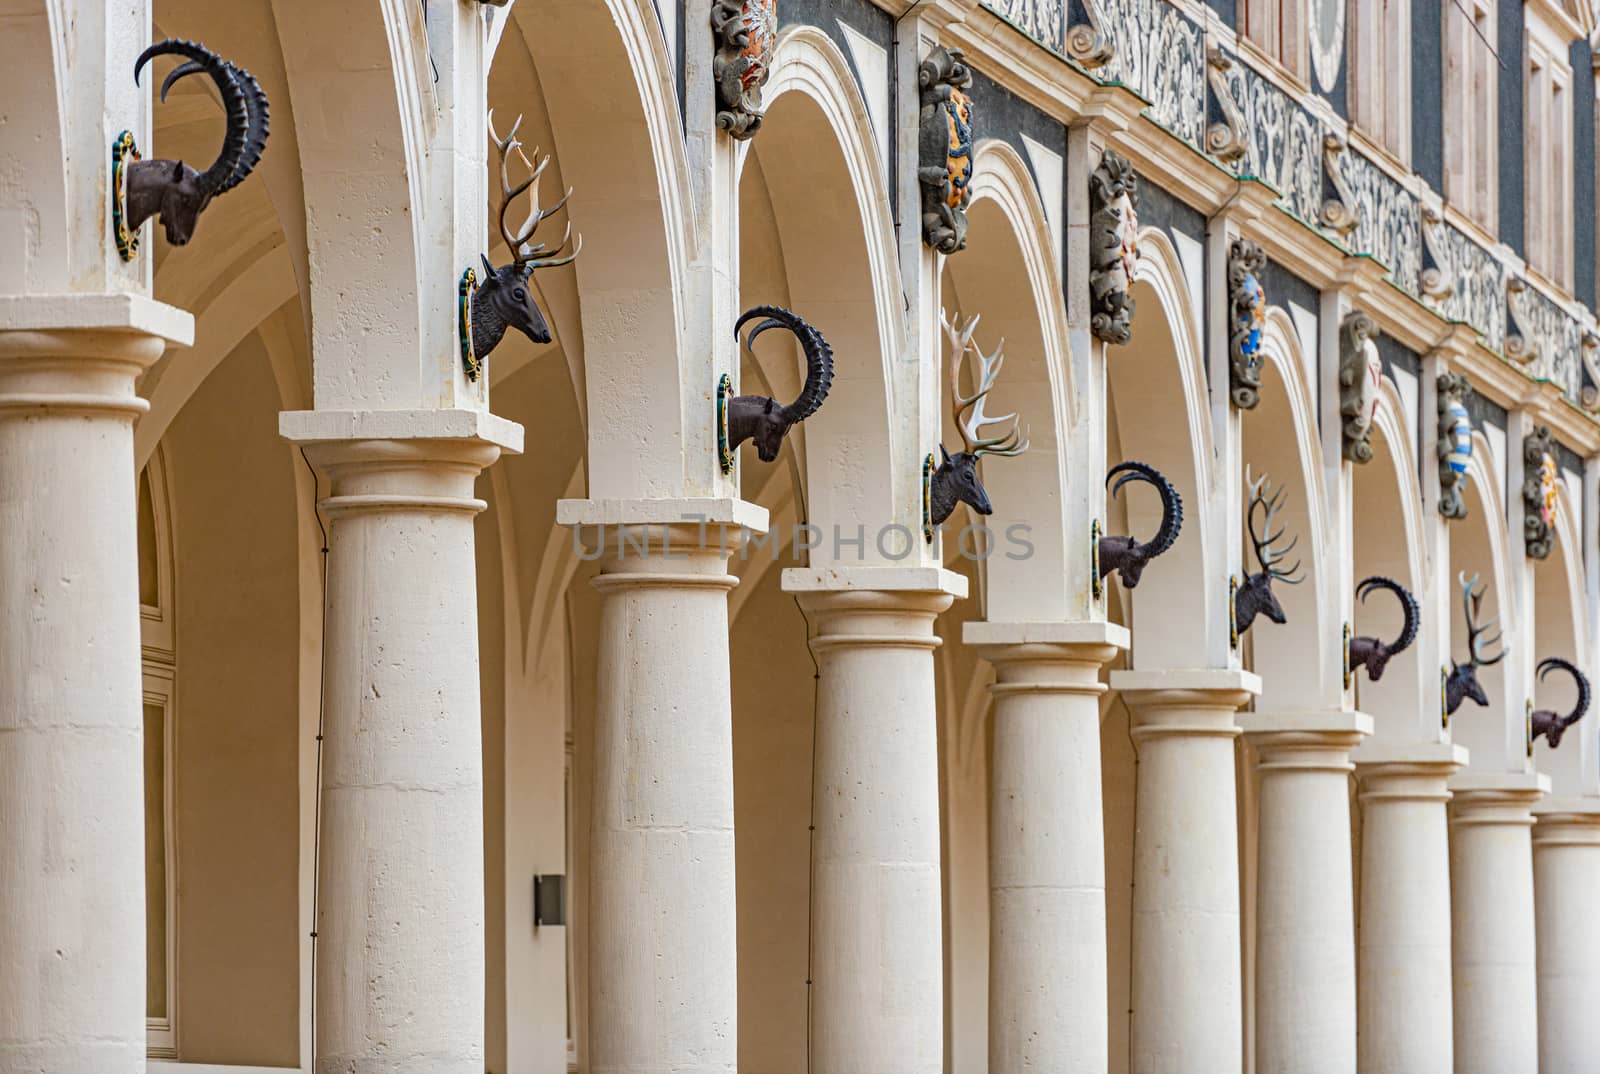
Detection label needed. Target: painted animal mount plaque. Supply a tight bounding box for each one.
[711,0,776,140]
[1235,467,1305,637]
[1099,462,1183,588]
[722,306,834,465]
[918,46,974,254]
[928,312,1029,526]
[1347,576,1418,682]
[1089,149,1139,345]
[123,40,270,254]
[460,112,581,381]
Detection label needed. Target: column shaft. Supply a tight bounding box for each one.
[304,436,502,1074]
[1532,810,1600,1074]
[587,526,740,1074]
[1449,786,1541,1074]
[0,328,164,1074]
[974,634,1119,1074]
[1116,681,1255,1074]
[801,585,955,1074]
[1354,757,1458,1074]
[1247,725,1364,1074]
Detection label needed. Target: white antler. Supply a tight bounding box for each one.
[943,310,1029,458]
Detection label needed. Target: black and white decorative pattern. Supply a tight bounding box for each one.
[1214,54,1321,223]
[1422,221,1507,355]
[1335,144,1422,295]
[1508,281,1584,404]
[986,0,1068,52]
[1098,0,1205,146]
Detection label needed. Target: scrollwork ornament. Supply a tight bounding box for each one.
[1436,373,1473,520]
[711,0,776,141]
[1419,205,1454,300]
[1338,310,1382,463]
[1064,0,1115,68]
[1319,133,1363,236]
[1522,424,1558,560]
[918,46,975,255]
[1089,149,1139,345]
[1205,48,1249,164]
[1228,239,1267,409]
[1505,277,1537,366]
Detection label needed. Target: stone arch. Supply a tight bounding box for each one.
[1448,430,1519,769]
[504,0,695,496]
[0,1,68,291]
[1532,494,1590,793]
[942,138,1075,621]
[1352,382,1431,738]
[735,24,903,567]
[1105,228,1216,667]
[1243,308,1336,708]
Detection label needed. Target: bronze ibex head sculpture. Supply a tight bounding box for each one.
[1099,462,1183,588]
[1530,658,1589,748]
[1348,576,1419,682]
[130,40,269,246]
[473,112,581,358]
[1445,572,1505,715]
[1235,468,1305,637]
[728,306,834,462]
[929,313,1029,526]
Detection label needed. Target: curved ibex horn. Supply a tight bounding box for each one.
[1106,461,1183,560]
[1356,576,1419,658]
[136,40,267,195]
[1537,657,1590,727]
[734,305,835,422]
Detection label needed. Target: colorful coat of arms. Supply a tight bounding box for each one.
[712,0,777,140]
[1228,240,1268,408]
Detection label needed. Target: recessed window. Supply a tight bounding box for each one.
[1443,0,1499,231]
[1525,41,1573,290]
[1350,0,1411,162]
[1242,0,1310,81]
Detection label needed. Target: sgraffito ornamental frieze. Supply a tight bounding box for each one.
[1508,278,1584,405]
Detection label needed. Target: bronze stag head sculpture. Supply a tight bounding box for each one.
[130,40,270,246]
[1445,572,1505,715]
[1235,468,1305,637]
[728,306,834,462]
[474,113,581,357]
[929,314,1029,526]
[1099,462,1183,588]
[1530,658,1589,748]
[1348,576,1419,682]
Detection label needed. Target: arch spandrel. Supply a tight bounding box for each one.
[1106,229,1217,667]
[1532,495,1592,795]
[1243,309,1337,710]
[944,139,1074,622]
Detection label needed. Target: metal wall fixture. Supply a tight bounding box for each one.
[711,0,776,140]
[125,40,270,251]
[1347,576,1419,683]
[1436,373,1473,520]
[1529,658,1589,748]
[1522,424,1559,559]
[918,46,974,254]
[927,313,1029,526]
[1444,572,1505,717]
[1338,310,1382,463]
[1088,149,1140,345]
[1227,239,1267,409]
[1235,467,1305,637]
[461,112,581,381]
[1098,461,1183,589]
[721,306,834,465]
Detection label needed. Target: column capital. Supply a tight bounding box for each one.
[964,620,1128,701]
[1532,798,1600,847]
[1449,771,1551,828]
[1112,668,1260,743]
[0,292,194,344]
[1241,709,1372,770]
[1355,741,1469,803]
[559,497,769,576]
[784,566,963,653]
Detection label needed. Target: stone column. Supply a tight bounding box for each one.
[1448,773,1548,1074]
[559,498,767,1074]
[1532,802,1600,1074]
[966,621,1128,1074]
[1240,712,1371,1074]
[783,566,966,1074]
[1352,742,1466,1074]
[284,410,521,1074]
[0,301,192,1074]
[1109,669,1260,1074]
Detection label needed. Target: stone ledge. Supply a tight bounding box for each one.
[1241,709,1374,737]
[558,496,768,534]
[1448,769,1552,795]
[1352,739,1470,768]
[281,408,524,454]
[1109,666,1262,696]
[781,565,967,599]
[0,292,194,346]
[1533,794,1600,818]
[963,618,1129,650]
